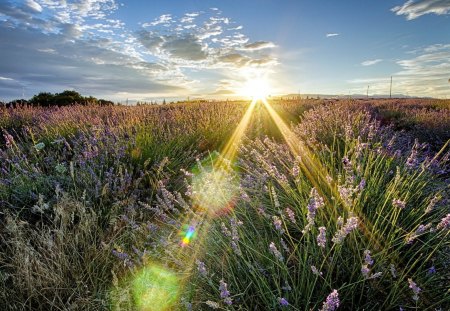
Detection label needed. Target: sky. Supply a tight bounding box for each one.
[0,0,449,102]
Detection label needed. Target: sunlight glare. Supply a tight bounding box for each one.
[241,77,270,100]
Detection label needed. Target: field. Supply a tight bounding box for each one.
[0,98,449,310]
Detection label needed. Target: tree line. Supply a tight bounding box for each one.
[0,90,114,108]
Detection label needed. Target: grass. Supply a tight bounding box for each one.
[0,98,449,310]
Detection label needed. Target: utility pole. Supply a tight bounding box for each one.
[390,76,392,99]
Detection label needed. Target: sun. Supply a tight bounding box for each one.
[241,77,271,100]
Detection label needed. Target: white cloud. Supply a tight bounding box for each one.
[391,0,450,20]
[25,0,42,13]
[349,44,450,98]
[326,33,339,37]
[361,59,383,66]
[241,41,276,51]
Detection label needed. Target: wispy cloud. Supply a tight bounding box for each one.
[349,44,450,97]
[361,59,383,66]
[326,33,339,37]
[391,0,450,20]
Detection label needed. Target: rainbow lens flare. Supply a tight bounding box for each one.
[181,225,196,247]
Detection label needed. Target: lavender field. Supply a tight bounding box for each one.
[0,98,449,310]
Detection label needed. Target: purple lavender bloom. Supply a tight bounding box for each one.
[317,226,327,248]
[278,297,289,306]
[427,266,436,275]
[332,216,359,244]
[219,279,232,305]
[364,250,373,266]
[273,215,285,234]
[437,214,450,231]
[303,188,324,234]
[361,265,370,279]
[269,242,284,261]
[285,207,296,223]
[320,289,340,311]
[392,198,406,209]
[196,260,207,277]
[111,249,129,261]
[408,278,421,301]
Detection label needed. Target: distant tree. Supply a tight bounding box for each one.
[162,99,166,105]
[30,92,54,106]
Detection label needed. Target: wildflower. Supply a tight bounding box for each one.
[219,279,232,305]
[303,188,325,234]
[269,242,284,261]
[278,297,289,306]
[408,278,421,301]
[358,178,366,191]
[230,217,243,240]
[231,241,242,256]
[427,266,436,275]
[392,198,406,209]
[332,216,359,244]
[205,301,219,309]
[285,207,296,223]
[361,265,371,279]
[406,140,419,168]
[196,260,207,277]
[3,132,14,148]
[320,289,340,311]
[369,272,383,279]
[436,214,450,231]
[221,222,231,237]
[317,226,327,248]
[292,164,300,177]
[273,216,285,234]
[425,194,441,213]
[272,188,280,208]
[311,265,323,276]
[111,249,129,261]
[364,250,373,265]
[336,216,344,227]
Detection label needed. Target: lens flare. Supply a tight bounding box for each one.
[132,265,180,311]
[181,225,196,247]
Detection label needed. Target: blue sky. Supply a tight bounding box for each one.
[0,0,449,101]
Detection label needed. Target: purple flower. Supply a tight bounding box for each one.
[219,279,232,305]
[303,188,324,234]
[364,250,373,266]
[361,265,370,279]
[408,278,421,301]
[317,226,327,248]
[320,289,340,311]
[273,215,285,234]
[278,297,289,306]
[269,242,284,261]
[196,260,207,277]
[437,214,450,231]
[332,216,359,244]
[392,198,406,209]
[427,266,436,275]
[285,207,296,223]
